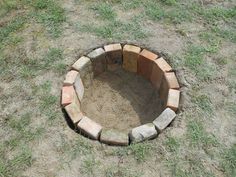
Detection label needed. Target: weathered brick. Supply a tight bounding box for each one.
[61,85,76,107]
[153,108,176,132]
[122,44,141,73]
[166,89,180,112]
[64,95,83,124]
[72,56,93,88]
[87,48,106,76]
[129,123,157,143]
[159,72,180,100]
[104,44,122,71]
[100,129,129,146]
[74,73,84,101]
[138,49,158,80]
[150,57,172,90]
[77,116,102,140]
[63,70,79,86]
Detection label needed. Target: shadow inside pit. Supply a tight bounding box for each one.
[62,108,75,130]
[81,67,164,131]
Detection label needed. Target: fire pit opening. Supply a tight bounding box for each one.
[61,44,180,146]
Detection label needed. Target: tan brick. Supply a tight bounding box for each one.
[129,123,158,143]
[72,56,93,88]
[100,129,129,146]
[122,44,141,73]
[77,116,102,140]
[138,49,158,80]
[150,57,172,90]
[87,48,106,76]
[63,70,79,86]
[64,94,83,124]
[153,108,176,132]
[74,73,84,101]
[166,89,180,112]
[159,72,180,100]
[104,44,122,71]
[61,85,76,107]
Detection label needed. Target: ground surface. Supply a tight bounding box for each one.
[0,0,236,177]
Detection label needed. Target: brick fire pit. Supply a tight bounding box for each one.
[61,44,180,146]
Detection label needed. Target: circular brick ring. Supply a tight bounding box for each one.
[61,44,180,146]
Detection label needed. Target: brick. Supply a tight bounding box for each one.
[74,73,84,101]
[100,129,129,146]
[166,89,180,112]
[153,108,176,132]
[138,49,158,80]
[77,116,102,140]
[72,56,93,88]
[122,44,141,73]
[64,95,83,124]
[159,72,180,100]
[63,70,79,86]
[104,44,122,71]
[129,123,157,143]
[61,85,76,107]
[150,57,172,90]
[87,48,106,76]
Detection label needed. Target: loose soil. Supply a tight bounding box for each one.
[81,67,162,133]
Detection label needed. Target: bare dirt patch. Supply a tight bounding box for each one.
[81,68,162,133]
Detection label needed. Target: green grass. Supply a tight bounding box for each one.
[80,155,100,176]
[187,120,218,149]
[165,136,180,152]
[0,16,26,44]
[91,2,116,20]
[114,142,153,162]
[220,144,236,177]
[32,0,66,37]
[192,94,212,114]
[105,166,142,177]
[0,146,33,177]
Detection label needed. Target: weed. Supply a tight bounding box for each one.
[121,0,143,10]
[160,0,177,6]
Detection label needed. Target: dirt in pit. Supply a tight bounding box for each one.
[81,67,163,133]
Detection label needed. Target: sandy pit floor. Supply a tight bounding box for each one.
[81,67,163,133]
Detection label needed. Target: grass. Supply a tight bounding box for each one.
[192,94,213,114]
[80,155,100,176]
[187,120,218,149]
[91,2,116,20]
[220,144,236,177]
[32,0,66,37]
[165,136,180,152]
[114,142,153,162]
[0,16,27,44]
[0,146,33,177]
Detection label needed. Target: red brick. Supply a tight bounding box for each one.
[63,70,79,86]
[77,116,102,140]
[159,72,180,100]
[150,57,172,90]
[61,85,76,107]
[64,95,83,124]
[138,49,158,80]
[122,45,141,73]
[166,89,180,112]
[87,48,106,76]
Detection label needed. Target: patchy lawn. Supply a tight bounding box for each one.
[0,0,235,177]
